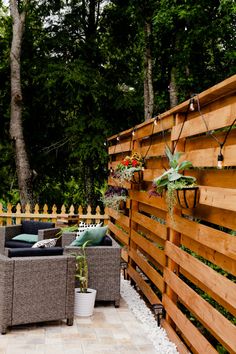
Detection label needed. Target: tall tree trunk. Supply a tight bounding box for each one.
[144,19,154,121]
[169,67,178,108]
[10,0,34,209]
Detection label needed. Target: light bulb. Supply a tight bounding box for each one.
[116,136,120,141]
[154,118,158,126]
[190,98,195,111]
[217,153,223,169]
[132,130,135,136]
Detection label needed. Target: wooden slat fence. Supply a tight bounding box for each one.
[107,75,236,353]
[0,203,109,226]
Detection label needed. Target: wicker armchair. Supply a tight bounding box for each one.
[0,221,61,254]
[0,252,75,334]
[62,232,121,307]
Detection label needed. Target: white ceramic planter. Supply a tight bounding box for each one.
[74,288,97,317]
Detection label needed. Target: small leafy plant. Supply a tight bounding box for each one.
[101,186,128,211]
[150,147,197,216]
[113,152,144,183]
[73,240,90,293]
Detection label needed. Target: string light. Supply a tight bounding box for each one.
[154,118,158,126]
[217,152,224,169]
[116,135,120,142]
[132,127,137,137]
[189,97,195,111]
[110,166,114,173]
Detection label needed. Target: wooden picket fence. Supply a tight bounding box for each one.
[107,75,236,353]
[0,203,109,226]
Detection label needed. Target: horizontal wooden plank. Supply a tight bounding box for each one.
[107,176,131,189]
[161,320,190,354]
[131,229,166,266]
[137,224,165,248]
[164,268,236,353]
[108,140,131,155]
[140,142,166,158]
[129,249,164,293]
[143,168,164,182]
[171,98,236,140]
[169,214,236,261]
[132,210,167,240]
[108,208,130,229]
[139,203,167,223]
[185,128,236,152]
[133,115,174,140]
[129,190,167,211]
[186,169,236,189]
[127,264,161,305]
[181,235,236,279]
[108,221,129,246]
[199,186,236,211]
[180,144,236,167]
[180,265,236,318]
[162,294,218,354]
[190,205,236,231]
[165,241,236,314]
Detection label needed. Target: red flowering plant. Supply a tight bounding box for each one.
[113,152,144,183]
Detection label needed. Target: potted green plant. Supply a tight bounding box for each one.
[150,147,199,217]
[113,152,144,184]
[73,240,97,317]
[101,186,128,212]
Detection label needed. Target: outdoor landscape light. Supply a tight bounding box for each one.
[152,303,165,327]
[120,260,128,279]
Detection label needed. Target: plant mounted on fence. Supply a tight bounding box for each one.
[113,152,144,184]
[101,186,128,211]
[150,147,199,217]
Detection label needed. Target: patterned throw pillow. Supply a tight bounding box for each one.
[76,221,103,238]
[32,238,57,248]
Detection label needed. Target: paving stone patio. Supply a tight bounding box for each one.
[0,297,158,354]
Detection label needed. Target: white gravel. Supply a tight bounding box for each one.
[121,277,179,354]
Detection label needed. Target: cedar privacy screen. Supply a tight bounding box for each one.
[107,75,236,354]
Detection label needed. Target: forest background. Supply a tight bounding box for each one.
[0,0,235,210]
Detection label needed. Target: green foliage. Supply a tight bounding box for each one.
[73,240,91,293]
[0,0,235,206]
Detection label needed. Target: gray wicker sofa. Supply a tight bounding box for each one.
[62,232,121,307]
[0,221,61,254]
[0,252,75,334]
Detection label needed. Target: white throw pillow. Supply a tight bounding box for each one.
[32,238,57,248]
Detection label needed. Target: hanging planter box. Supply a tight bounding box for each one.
[175,186,200,209]
[130,170,143,184]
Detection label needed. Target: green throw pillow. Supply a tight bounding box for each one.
[70,226,108,247]
[12,233,38,243]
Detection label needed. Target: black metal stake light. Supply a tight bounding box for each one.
[152,303,165,327]
[120,261,128,280]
